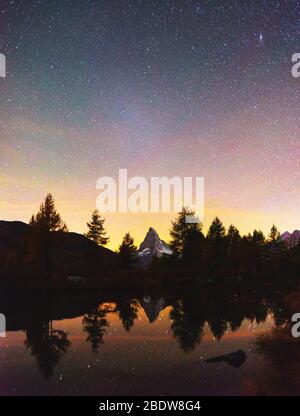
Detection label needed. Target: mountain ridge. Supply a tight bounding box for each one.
[281,229,300,248]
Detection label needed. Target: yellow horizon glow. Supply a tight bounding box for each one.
[1,196,299,251]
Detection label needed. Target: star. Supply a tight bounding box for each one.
[258,32,264,46]
[0,0,299,245]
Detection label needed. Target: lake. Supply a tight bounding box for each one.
[0,286,298,396]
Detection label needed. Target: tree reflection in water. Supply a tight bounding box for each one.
[169,300,205,353]
[2,280,296,381]
[115,299,139,332]
[25,320,70,381]
[82,305,111,354]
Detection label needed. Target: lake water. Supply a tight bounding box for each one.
[0,288,297,396]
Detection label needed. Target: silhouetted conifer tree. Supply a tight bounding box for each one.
[118,233,137,269]
[29,194,67,280]
[30,193,68,232]
[268,225,280,243]
[251,230,266,246]
[206,217,227,270]
[170,207,203,257]
[85,210,109,246]
[226,224,241,267]
[207,217,226,240]
[227,224,241,244]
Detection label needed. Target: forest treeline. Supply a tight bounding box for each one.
[28,194,300,280]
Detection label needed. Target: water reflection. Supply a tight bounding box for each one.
[170,300,205,353]
[25,321,70,381]
[115,299,139,332]
[0,283,298,393]
[252,326,300,395]
[82,305,110,354]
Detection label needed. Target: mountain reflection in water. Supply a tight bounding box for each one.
[0,284,299,396]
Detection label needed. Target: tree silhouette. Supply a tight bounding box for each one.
[206,217,227,270]
[254,303,269,324]
[28,193,69,280]
[170,207,203,256]
[82,307,109,354]
[169,301,204,353]
[118,233,137,269]
[25,320,70,381]
[227,225,241,246]
[115,300,139,331]
[207,317,228,340]
[30,193,68,232]
[226,224,241,267]
[207,217,226,240]
[228,315,244,332]
[85,210,109,246]
[182,227,205,268]
[248,230,266,267]
[251,230,266,246]
[268,225,281,243]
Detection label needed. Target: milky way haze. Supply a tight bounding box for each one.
[0,0,300,248]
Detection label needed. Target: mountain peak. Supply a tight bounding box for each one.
[281,230,300,247]
[139,227,163,252]
[137,227,173,267]
[148,226,159,235]
[139,297,166,323]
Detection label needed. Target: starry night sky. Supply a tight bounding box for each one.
[0,0,300,248]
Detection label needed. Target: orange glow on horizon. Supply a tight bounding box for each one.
[1,194,299,250]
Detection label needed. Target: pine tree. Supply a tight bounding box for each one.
[267,225,284,258]
[268,225,280,243]
[252,229,266,246]
[85,210,109,246]
[206,217,227,270]
[226,224,241,266]
[227,225,241,243]
[207,217,226,240]
[30,194,68,232]
[118,233,137,269]
[169,207,203,255]
[249,230,266,266]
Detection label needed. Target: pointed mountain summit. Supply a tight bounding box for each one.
[139,296,166,323]
[139,227,173,256]
[137,227,172,268]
